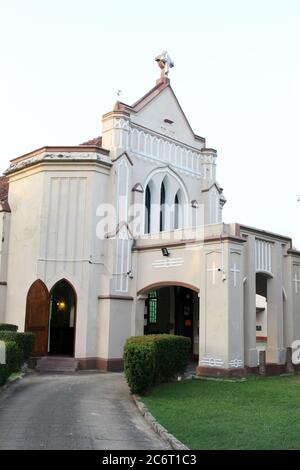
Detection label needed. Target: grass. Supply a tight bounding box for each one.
[141,375,300,450]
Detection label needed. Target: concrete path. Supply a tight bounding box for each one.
[0,371,169,450]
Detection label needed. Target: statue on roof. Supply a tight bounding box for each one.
[155,51,174,80]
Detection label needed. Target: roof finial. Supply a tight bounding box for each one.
[155,51,174,83]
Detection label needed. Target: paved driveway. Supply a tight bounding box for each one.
[0,371,169,450]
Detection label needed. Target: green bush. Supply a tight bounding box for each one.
[0,331,35,361]
[0,341,21,386]
[124,334,191,395]
[0,323,18,332]
[14,332,35,360]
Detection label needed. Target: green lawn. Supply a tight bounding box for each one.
[141,375,300,450]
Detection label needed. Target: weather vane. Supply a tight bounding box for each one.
[155,51,174,80]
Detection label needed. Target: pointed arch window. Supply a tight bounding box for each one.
[160,181,166,231]
[174,192,179,229]
[145,185,151,234]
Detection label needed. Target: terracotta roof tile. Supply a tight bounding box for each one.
[80,136,102,146]
[0,176,10,212]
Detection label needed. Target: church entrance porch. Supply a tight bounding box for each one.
[143,285,199,358]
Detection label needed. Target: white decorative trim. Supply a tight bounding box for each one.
[201,357,225,368]
[152,258,184,268]
[114,118,130,130]
[255,239,272,274]
[228,359,244,368]
[130,126,203,178]
[230,263,240,288]
[293,272,300,294]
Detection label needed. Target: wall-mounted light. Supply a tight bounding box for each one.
[57,301,66,311]
[161,247,170,257]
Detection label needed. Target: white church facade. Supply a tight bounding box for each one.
[0,54,300,376]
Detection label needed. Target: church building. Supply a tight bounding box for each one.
[0,53,299,376]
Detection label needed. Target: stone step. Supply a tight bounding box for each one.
[36,356,78,372]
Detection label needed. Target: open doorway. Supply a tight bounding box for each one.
[49,279,76,356]
[144,285,199,357]
[256,273,268,354]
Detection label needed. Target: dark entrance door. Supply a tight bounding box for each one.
[144,286,197,353]
[49,280,76,356]
[175,287,194,346]
[25,280,50,357]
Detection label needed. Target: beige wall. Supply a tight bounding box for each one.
[0,212,10,323]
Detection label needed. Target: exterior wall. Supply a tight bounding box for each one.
[197,237,245,374]
[290,254,300,344]
[0,212,10,323]
[102,87,224,236]
[241,226,295,367]
[5,169,45,330]
[5,160,111,363]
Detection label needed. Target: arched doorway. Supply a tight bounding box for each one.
[256,272,269,355]
[142,283,199,358]
[25,280,50,357]
[49,280,76,356]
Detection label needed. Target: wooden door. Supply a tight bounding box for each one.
[25,280,50,357]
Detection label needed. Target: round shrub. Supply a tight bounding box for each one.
[0,341,21,386]
[124,334,191,395]
[0,331,35,361]
[124,337,156,395]
[0,324,18,332]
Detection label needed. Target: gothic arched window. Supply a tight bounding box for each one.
[160,181,166,231]
[145,185,151,234]
[174,192,179,229]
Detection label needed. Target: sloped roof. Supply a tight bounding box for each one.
[0,176,10,212]
[114,79,170,113]
[113,78,205,143]
[80,136,102,146]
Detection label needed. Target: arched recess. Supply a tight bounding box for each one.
[138,281,200,295]
[142,166,189,234]
[160,178,166,231]
[174,189,184,229]
[25,280,50,357]
[139,281,200,357]
[145,185,151,234]
[49,279,77,357]
[255,271,273,355]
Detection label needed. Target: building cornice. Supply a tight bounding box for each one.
[10,146,109,164]
[5,149,112,176]
[239,224,292,243]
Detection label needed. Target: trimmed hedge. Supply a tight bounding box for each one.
[0,324,18,332]
[124,334,191,395]
[0,331,35,361]
[0,341,21,386]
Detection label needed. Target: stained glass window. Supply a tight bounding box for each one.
[148,290,158,324]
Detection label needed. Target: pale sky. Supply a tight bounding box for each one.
[0,0,299,247]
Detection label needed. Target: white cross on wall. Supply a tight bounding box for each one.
[207,262,219,285]
[293,272,300,294]
[230,263,240,288]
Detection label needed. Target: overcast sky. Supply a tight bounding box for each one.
[0,0,299,247]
